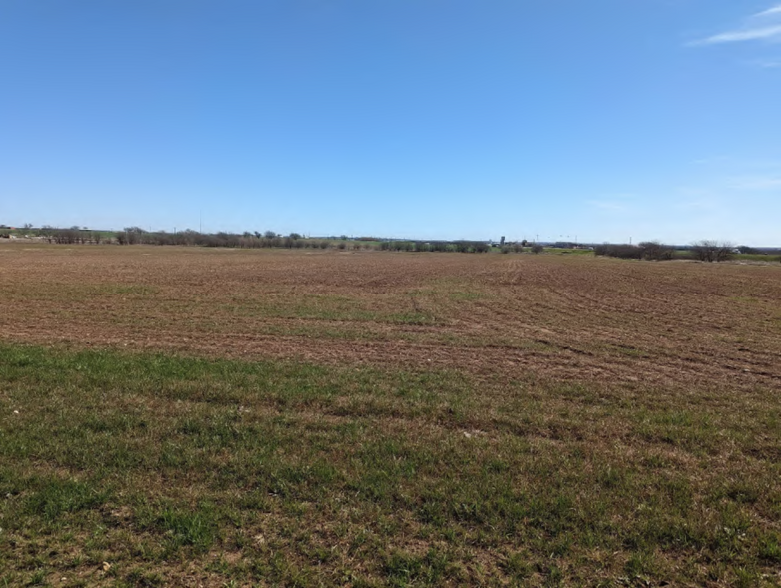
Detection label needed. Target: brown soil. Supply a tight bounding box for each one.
[2,243,780,390]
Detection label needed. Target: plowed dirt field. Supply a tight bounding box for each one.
[2,243,779,389]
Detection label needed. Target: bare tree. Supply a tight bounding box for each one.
[40,225,54,244]
[691,240,734,263]
[119,227,146,245]
[638,241,674,261]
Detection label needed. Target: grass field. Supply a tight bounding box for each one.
[1,244,780,587]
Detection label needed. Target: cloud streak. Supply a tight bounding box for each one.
[700,25,781,44]
[588,201,627,212]
[729,176,781,190]
[586,195,638,213]
[755,5,781,17]
[693,4,781,45]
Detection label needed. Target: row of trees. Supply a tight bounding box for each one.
[112,229,516,254]
[594,240,738,262]
[0,226,107,244]
[41,227,105,245]
[110,231,548,254]
[7,225,533,254]
[378,240,492,253]
[6,226,774,262]
[690,240,735,263]
[116,228,340,249]
[594,242,675,261]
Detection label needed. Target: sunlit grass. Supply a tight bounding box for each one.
[1,343,779,586]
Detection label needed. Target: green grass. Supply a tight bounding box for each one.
[1,343,779,586]
[542,248,593,256]
[734,253,781,263]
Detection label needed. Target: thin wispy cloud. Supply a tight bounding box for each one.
[673,198,717,212]
[692,155,730,165]
[702,25,781,44]
[673,187,722,212]
[729,176,781,190]
[587,195,637,213]
[588,201,627,212]
[756,5,781,17]
[692,4,781,45]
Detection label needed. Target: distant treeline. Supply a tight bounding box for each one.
[117,229,498,253]
[4,226,501,253]
[594,241,781,263]
[2,226,779,262]
[594,242,676,261]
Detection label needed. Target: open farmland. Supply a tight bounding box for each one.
[1,244,780,586]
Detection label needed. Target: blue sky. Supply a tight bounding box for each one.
[1,1,780,245]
